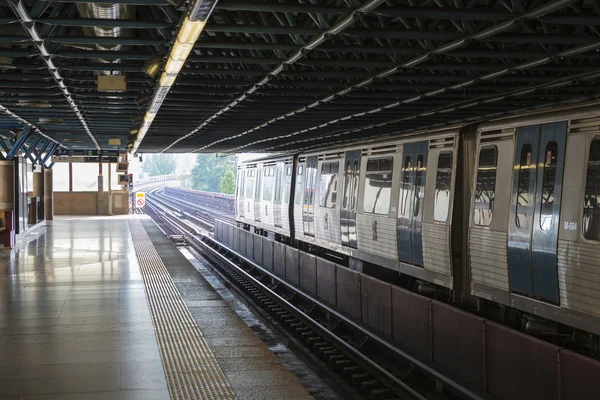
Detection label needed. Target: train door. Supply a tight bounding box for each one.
[341,150,361,248]
[237,167,245,218]
[508,122,567,303]
[397,141,428,266]
[303,156,318,237]
[254,166,263,222]
[274,161,284,228]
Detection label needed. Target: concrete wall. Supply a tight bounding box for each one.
[55,191,129,215]
[0,161,14,211]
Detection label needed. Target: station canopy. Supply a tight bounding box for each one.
[1,0,600,155]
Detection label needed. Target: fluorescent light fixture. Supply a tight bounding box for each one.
[179,18,206,43]
[159,72,176,87]
[143,55,162,78]
[164,56,185,74]
[130,12,209,155]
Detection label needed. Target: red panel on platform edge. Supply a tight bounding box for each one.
[560,350,600,400]
[360,274,392,337]
[485,321,559,400]
[391,286,430,359]
[431,301,485,389]
[335,266,361,321]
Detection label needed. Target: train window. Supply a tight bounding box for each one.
[262,168,274,201]
[516,144,533,228]
[363,157,393,215]
[319,162,339,208]
[304,162,318,206]
[434,152,453,222]
[399,156,411,217]
[474,147,497,226]
[540,141,558,231]
[351,160,359,210]
[583,139,600,240]
[343,161,351,209]
[245,176,254,199]
[413,154,425,217]
[295,164,304,204]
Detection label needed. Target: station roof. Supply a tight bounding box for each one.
[1,0,600,155]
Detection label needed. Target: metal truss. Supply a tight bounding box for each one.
[2,0,600,153]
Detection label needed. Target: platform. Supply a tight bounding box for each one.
[0,216,312,400]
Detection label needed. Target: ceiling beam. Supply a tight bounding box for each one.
[37,18,173,29]
[191,0,582,153]
[7,0,100,149]
[161,0,388,152]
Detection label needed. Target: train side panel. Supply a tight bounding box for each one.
[470,104,600,336]
[469,129,515,296]
[558,116,600,328]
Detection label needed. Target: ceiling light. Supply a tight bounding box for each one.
[0,56,15,70]
[159,72,176,87]
[17,100,51,108]
[39,118,64,125]
[143,55,162,78]
[164,56,186,75]
[179,18,206,43]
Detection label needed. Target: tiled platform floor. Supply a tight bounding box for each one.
[0,216,311,400]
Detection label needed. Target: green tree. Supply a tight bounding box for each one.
[191,154,236,192]
[144,153,177,176]
[219,170,236,194]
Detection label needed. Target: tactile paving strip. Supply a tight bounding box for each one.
[129,220,235,400]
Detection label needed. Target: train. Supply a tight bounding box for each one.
[235,100,600,353]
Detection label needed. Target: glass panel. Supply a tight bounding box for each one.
[295,164,303,204]
[72,162,99,192]
[274,167,281,202]
[319,162,339,208]
[254,169,262,201]
[400,156,411,217]
[540,141,558,231]
[515,144,533,228]
[262,173,274,201]
[343,161,351,209]
[283,165,292,203]
[583,139,600,240]
[304,163,317,206]
[245,177,254,199]
[434,152,453,222]
[351,160,359,210]
[101,163,125,191]
[52,163,70,191]
[474,147,497,226]
[413,154,424,217]
[363,157,393,215]
[366,159,379,172]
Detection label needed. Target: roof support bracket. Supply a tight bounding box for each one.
[35,140,51,164]
[7,127,33,160]
[7,0,100,150]
[24,135,42,160]
[41,143,59,166]
[0,137,9,158]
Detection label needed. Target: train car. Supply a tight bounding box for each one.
[292,126,470,292]
[235,100,600,349]
[469,102,600,337]
[236,155,294,237]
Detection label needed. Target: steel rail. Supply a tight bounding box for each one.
[147,193,486,400]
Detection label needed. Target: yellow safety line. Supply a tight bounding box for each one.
[129,220,236,400]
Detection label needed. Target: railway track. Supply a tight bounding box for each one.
[145,191,485,400]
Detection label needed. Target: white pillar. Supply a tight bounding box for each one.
[108,162,113,216]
